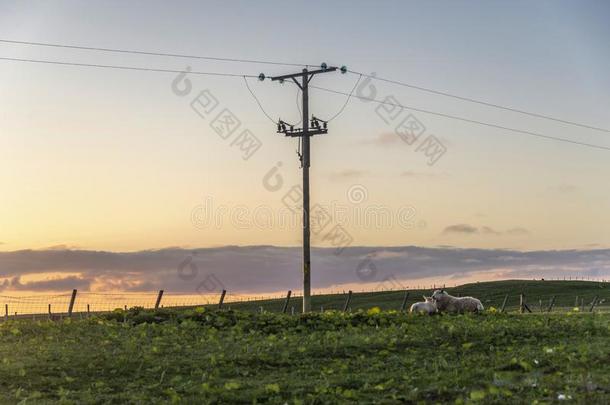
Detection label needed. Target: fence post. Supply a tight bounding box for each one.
[155,290,164,309]
[519,294,524,313]
[520,294,531,313]
[539,299,543,313]
[48,304,52,320]
[589,296,598,312]
[282,290,292,314]
[68,289,77,318]
[87,304,90,317]
[400,291,410,311]
[575,296,579,308]
[4,304,7,321]
[500,294,509,313]
[343,290,353,312]
[218,289,226,310]
[547,296,556,312]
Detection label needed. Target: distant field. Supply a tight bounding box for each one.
[223,280,610,313]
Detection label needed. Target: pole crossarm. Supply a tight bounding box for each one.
[278,129,328,137]
[277,117,328,137]
[270,66,337,82]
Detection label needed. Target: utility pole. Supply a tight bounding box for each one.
[265,64,340,312]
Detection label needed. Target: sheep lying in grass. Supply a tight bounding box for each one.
[431,289,484,313]
[409,296,438,315]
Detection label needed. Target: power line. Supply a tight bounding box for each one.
[295,87,303,126]
[0,56,258,77]
[286,74,361,124]
[3,54,607,152]
[323,73,362,122]
[5,38,607,135]
[310,85,610,152]
[243,76,277,124]
[348,70,610,134]
[244,77,308,126]
[0,39,316,68]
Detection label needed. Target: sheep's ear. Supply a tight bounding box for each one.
[422,295,427,300]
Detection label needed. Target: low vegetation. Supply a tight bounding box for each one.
[1,305,610,403]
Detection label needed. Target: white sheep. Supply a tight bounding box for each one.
[431,289,484,313]
[409,296,438,315]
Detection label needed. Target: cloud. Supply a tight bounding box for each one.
[583,243,607,248]
[365,132,399,146]
[6,275,91,291]
[481,226,501,235]
[0,246,607,294]
[400,170,444,179]
[329,169,368,181]
[550,184,579,194]
[506,227,530,236]
[443,224,530,236]
[443,224,479,234]
[42,244,81,251]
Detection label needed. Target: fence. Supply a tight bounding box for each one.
[1,287,608,321]
[0,289,300,320]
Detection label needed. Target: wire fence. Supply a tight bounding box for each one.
[0,289,299,320]
[1,283,609,321]
[0,291,220,319]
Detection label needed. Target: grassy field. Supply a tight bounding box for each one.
[1,280,610,404]
[224,280,610,313]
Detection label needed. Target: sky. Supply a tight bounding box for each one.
[0,1,609,294]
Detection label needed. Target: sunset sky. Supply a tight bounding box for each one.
[1,1,609,293]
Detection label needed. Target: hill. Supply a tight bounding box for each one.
[224,280,610,313]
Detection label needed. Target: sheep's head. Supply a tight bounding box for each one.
[431,289,448,301]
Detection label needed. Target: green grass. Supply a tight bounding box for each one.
[1,280,609,404]
[1,308,610,403]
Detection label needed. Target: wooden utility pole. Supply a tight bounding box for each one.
[268,65,339,313]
